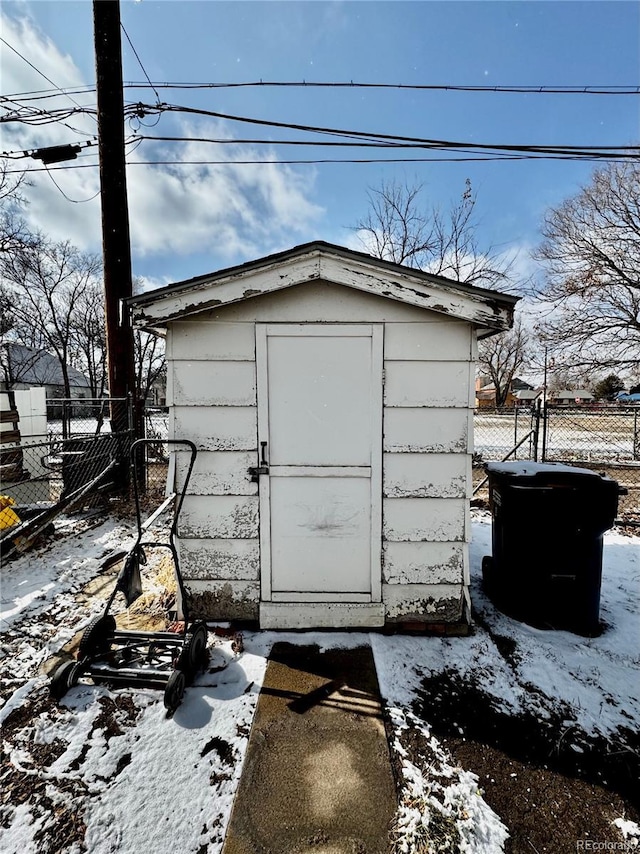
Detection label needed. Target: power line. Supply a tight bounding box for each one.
[135,133,639,159]
[0,35,96,136]
[42,164,101,203]
[3,151,633,176]
[131,105,640,160]
[3,80,639,102]
[0,79,640,102]
[120,24,161,104]
[0,37,84,110]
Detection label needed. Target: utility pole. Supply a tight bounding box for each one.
[93,0,137,439]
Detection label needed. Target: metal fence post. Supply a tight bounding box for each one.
[540,401,548,462]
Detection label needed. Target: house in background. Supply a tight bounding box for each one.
[475,377,535,409]
[550,389,595,406]
[0,343,91,400]
[128,241,517,631]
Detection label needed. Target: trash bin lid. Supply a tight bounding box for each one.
[485,461,602,480]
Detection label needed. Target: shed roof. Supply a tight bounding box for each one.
[127,241,518,335]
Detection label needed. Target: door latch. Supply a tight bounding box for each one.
[248,441,269,482]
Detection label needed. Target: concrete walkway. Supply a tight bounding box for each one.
[222,643,397,854]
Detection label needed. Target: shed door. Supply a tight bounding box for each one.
[256,324,382,602]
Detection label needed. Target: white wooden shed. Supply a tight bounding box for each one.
[128,242,517,630]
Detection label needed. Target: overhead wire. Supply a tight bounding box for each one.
[43,164,101,203]
[0,35,97,135]
[3,80,640,102]
[3,150,634,176]
[120,24,161,105]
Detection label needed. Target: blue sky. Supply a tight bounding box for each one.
[1,1,638,290]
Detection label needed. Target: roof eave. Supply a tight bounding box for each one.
[127,242,518,332]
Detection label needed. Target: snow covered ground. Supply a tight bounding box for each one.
[1,510,638,853]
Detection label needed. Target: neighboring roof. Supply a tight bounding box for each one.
[514,389,540,400]
[553,389,594,399]
[127,241,518,334]
[511,377,534,391]
[0,343,90,388]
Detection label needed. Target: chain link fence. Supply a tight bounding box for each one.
[142,406,169,495]
[3,393,637,523]
[473,405,640,519]
[1,398,171,510]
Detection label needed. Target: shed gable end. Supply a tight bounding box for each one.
[129,244,516,332]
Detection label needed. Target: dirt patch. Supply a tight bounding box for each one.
[412,671,639,854]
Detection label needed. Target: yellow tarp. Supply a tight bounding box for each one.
[0,495,21,530]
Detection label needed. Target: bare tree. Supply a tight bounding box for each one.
[135,330,166,407]
[1,238,102,399]
[354,177,512,289]
[69,279,108,398]
[478,319,529,407]
[534,161,640,372]
[0,159,36,257]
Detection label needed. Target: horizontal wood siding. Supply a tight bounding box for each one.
[382,318,471,621]
[184,579,260,621]
[383,542,464,585]
[383,453,467,498]
[383,498,466,542]
[166,282,475,624]
[383,408,469,453]
[174,450,257,496]
[171,321,255,361]
[172,406,257,451]
[383,583,464,622]
[179,495,258,539]
[172,361,256,406]
[179,539,259,581]
[384,322,471,361]
[384,361,470,407]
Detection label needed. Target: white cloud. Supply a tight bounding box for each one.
[126,126,323,260]
[1,13,324,267]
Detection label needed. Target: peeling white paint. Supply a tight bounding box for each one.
[383,408,468,453]
[383,542,464,585]
[384,361,470,408]
[175,450,257,496]
[178,538,259,581]
[128,244,508,626]
[383,453,467,498]
[185,579,260,620]
[130,247,515,330]
[197,281,446,324]
[382,583,464,621]
[173,360,256,406]
[179,495,259,539]
[173,406,257,451]
[384,322,471,361]
[383,498,466,542]
[171,321,255,361]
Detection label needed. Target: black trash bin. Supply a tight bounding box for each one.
[482,461,624,636]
